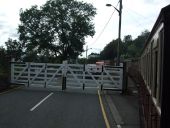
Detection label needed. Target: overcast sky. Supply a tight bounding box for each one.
[0,0,169,57]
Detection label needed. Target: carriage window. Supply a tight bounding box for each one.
[158,29,164,106]
[150,41,154,89]
[144,56,146,81]
[153,51,158,98]
[148,52,151,87]
[147,54,149,86]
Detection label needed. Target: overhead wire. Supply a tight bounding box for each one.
[89,1,167,47]
[88,2,119,46]
[124,6,148,19]
[124,6,155,23]
[122,5,156,32]
[123,7,145,28]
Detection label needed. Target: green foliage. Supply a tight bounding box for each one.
[18,0,96,62]
[100,30,150,60]
[5,38,23,61]
[100,39,118,60]
[0,47,9,75]
[0,47,10,88]
[122,30,150,58]
[133,30,150,56]
[87,52,100,63]
[77,58,86,64]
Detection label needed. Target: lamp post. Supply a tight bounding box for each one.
[106,0,122,66]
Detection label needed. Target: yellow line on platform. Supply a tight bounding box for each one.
[0,86,23,95]
[98,90,110,128]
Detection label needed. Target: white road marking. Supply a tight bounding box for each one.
[30,92,53,111]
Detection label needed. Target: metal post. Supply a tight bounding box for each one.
[83,64,85,90]
[44,63,47,88]
[85,45,92,64]
[86,45,88,60]
[122,62,127,94]
[101,65,104,90]
[28,63,30,87]
[10,58,15,84]
[62,61,67,90]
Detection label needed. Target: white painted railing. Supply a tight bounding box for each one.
[11,61,123,90]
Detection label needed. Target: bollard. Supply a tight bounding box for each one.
[62,76,66,90]
[83,64,85,90]
[100,65,104,91]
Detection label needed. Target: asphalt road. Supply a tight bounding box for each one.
[0,87,107,128]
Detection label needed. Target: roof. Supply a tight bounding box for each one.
[96,61,104,64]
[141,4,170,54]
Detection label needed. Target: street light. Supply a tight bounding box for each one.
[106,4,120,13]
[106,0,122,66]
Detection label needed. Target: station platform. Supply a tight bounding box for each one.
[103,77,140,128]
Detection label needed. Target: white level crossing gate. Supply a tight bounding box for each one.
[11,61,124,91]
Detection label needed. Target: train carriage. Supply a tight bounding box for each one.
[140,4,170,128]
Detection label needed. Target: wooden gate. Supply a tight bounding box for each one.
[11,61,124,91]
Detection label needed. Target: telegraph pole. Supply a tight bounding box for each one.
[85,45,92,64]
[117,0,122,66]
[106,0,122,66]
[86,45,88,60]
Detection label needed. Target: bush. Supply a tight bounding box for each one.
[0,48,11,91]
[0,73,10,91]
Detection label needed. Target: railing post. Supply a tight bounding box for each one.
[100,65,104,91]
[44,63,47,88]
[10,58,15,84]
[83,64,85,90]
[122,62,127,94]
[62,60,67,90]
[27,63,30,87]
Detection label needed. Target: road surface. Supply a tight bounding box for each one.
[0,87,109,128]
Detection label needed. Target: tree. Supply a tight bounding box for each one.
[134,30,150,49]
[0,47,7,70]
[123,35,132,43]
[100,39,119,60]
[121,35,133,58]
[18,0,96,62]
[0,47,9,75]
[121,30,150,58]
[87,52,100,63]
[5,38,23,61]
[100,30,150,60]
